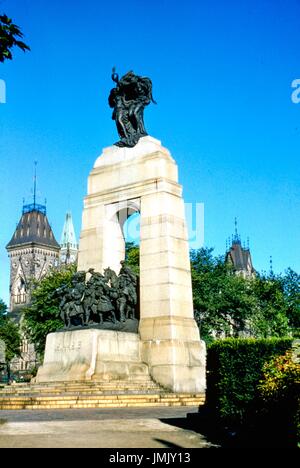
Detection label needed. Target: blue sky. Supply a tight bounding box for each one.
[0,0,299,305]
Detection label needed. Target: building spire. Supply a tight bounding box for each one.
[269,255,274,276]
[60,211,78,264]
[22,162,46,215]
[233,217,241,244]
[33,161,37,208]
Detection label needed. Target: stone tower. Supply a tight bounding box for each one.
[6,200,60,311]
[59,211,78,265]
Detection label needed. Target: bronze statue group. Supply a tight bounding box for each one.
[55,262,138,328]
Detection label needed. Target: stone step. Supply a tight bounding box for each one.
[0,393,203,401]
[0,380,159,392]
[0,402,203,410]
[1,379,160,387]
[0,394,203,399]
[0,393,205,410]
[0,383,161,391]
[4,380,159,389]
[0,391,164,398]
[0,376,205,410]
[0,387,159,393]
[0,399,203,406]
[0,385,163,396]
[0,398,202,403]
[3,385,160,392]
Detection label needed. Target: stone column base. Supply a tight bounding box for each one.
[139,317,206,393]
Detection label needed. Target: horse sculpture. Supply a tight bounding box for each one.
[57,265,138,328]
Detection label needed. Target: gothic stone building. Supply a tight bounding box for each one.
[7,202,60,310]
[225,221,255,279]
[6,201,60,372]
[226,240,255,279]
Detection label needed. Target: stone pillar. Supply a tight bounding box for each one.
[77,136,206,393]
[139,189,205,393]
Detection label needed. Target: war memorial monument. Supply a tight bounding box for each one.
[35,70,206,395]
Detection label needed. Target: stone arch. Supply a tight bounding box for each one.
[122,210,141,246]
[102,198,140,274]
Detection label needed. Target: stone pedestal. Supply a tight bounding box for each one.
[76,136,206,393]
[36,329,148,383]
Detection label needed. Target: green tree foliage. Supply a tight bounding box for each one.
[0,320,21,365]
[191,248,292,342]
[249,273,290,338]
[125,242,140,275]
[191,248,256,342]
[281,268,300,336]
[121,245,296,341]
[23,265,76,357]
[258,350,300,402]
[206,337,292,427]
[0,299,21,382]
[206,337,296,447]
[257,351,300,447]
[0,14,30,62]
[0,298,7,317]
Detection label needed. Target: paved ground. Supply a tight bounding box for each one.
[0,406,216,448]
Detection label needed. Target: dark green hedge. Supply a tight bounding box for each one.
[206,337,293,428]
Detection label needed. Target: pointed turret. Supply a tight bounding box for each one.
[6,208,60,251]
[60,212,78,264]
[225,218,255,278]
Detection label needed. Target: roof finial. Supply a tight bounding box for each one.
[233,217,241,244]
[247,236,250,250]
[33,161,37,208]
[22,162,46,215]
[269,255,274,275]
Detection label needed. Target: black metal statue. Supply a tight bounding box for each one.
[56,263,138,330]
[108,68,156,148]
